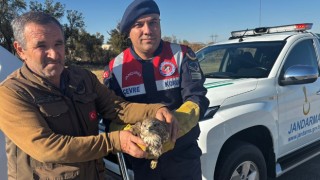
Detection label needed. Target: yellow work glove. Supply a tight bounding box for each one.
[107,101,200,156]
[162,101,200,154]
[174,101,200,138]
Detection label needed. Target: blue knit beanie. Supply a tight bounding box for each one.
[119,0,160,35]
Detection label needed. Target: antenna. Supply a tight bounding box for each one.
[259,0,262,27]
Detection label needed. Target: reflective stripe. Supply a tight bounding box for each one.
[122,84,146,97]
[156,77,180,91]
[170,43,183,74]
[113,52,124,87]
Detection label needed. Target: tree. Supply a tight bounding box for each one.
[188,43,206,52]
[66,10,84,33]
[0,0,108,64]
[0,0,26,53]
[71,31,105,63]
[181,39,189,45]
[107,25,131,54]
[162,36,172,43]
[162,35,178,43]
[64,10,85,60]
[162,36,205,52]
[29,0,64,19]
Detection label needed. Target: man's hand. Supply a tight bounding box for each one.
[119,130,147,158]
[155,107,179,142]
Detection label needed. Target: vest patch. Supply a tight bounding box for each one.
[188,62,200,72]
[89,110,97,121]
[122,84,146,97]
[159,61,176,77]
[103,70,110,79]
[188,61,202,80]
[156,77,180,91]
[191,72,202,80]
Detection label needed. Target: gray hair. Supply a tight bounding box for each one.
[11,11,64,48]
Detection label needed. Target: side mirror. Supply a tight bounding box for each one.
[280,65,318,86]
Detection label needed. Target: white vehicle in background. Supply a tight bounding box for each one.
[102,23,320,180]
[197,23,320,180]
[0,46,22,177]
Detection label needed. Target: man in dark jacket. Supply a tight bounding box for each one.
[0,11,178,180]
[104,0,209,179]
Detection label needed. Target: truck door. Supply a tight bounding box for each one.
[277,38,320,156]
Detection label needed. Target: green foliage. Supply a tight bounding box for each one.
[64,9,86,61]
[0,0,113,64]
[107,26,131,54]
[78,32,104,61]
[66,10,84,30]
[162,35,205,52]
[29,0,64,19]
[0,0,26,52]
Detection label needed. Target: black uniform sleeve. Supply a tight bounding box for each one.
[180,47,209,119]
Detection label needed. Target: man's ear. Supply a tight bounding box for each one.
[13,41,25,60]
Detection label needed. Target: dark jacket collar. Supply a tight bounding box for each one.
[19,63,85,96]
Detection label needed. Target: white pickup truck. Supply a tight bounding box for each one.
[103,23,320,180]
[197,23,320,180]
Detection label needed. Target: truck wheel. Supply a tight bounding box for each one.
[215,141,267,180]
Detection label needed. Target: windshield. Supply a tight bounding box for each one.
[197,41,285,79]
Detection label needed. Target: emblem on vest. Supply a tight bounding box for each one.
[159,61,176,77]
[103,70,110,79]
[125,71,142,80]
[89,110,97,121]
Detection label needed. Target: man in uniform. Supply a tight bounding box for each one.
[0,11,178,180]
[103,0,209,179]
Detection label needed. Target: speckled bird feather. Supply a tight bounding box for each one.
[132,118,170,169]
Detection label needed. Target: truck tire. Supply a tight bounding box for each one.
[215,141,267,180]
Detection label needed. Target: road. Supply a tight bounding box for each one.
[105,155,320,180]
[268,155,320,180]
[105,156,320,180]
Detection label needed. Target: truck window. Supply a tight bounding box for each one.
[281,39,319,75]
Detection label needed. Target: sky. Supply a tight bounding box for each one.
[35,0,320,44]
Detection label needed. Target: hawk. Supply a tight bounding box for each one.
[132,118,170,169]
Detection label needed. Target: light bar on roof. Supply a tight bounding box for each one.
[231,23,313,38]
